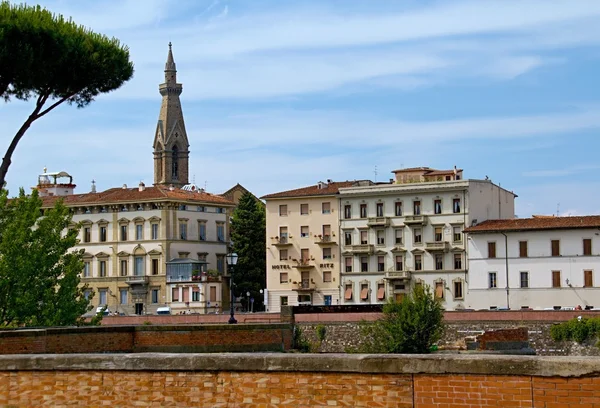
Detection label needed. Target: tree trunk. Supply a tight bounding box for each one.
[0,110,40,189]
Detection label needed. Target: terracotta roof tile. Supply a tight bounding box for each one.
[40,185,234,208]
[261,181,356,199]
[464,216,600,233]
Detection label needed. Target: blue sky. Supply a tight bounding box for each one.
[2,0,600,217]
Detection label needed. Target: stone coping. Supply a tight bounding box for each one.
[1,353,600,378]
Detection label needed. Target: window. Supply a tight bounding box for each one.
[377,283,385,300]
[197,206,206,212]
[377,256,385,272]
[413,201,421,215]
[360,283,369,301]
[217,255,225,273]
[198,222,206,241]
[395,256,403,271]
[171,145,179,179]
[120,289,128,305]
[360,204,367,218]
[192,288,200,302]
[99,260,107,277]
[99,289,107,305]
[152,289,159,304]
[279,249,288,261]
[340,205,351,220]
[360,230,368,245]
[434,199,442,214]
[279,205,288,216]
[488,242,496,258]
[519,241,528,257]
[280,296,288,306]
[120,225,127,241]
[414,255,422,271]
[217,223,225,242]
[83,227,91,243]
[520,272,529,288]
[454,281,463,299]
[344,284,353,301]
[134,256,144,276]
[434,227,443,242]
[395,229,403,245]
[151,259,159,275]
[454,253,462,270]
[279,227,288,243]
[300,248,309,262]
[83,262,90,278]
[136,224,143,240]
[395,202,403,216]
[376,203,384,217]
[453,198,461,213]
[151,223,159,240]
[322,247,332,259]
[345,257,353,273]
[323,271,332,283]
[120,260,128,276]
[376,230,385,245]
[344,231,352,246]
[99,226,107,242]
[300,203,309,215]
[435,254,443,270]
[172,287,179,302]
[552,270,561,288]
[435,282,444,299]
[280,272,288,284]
[360,257,368,272]
[322,202,331,214]
[180,223,187,240]
[453,226,462,242]
[584,270,593,287]
[584,239,592,256]
[489,272,497,288]
[413,228,422,244]
[322,225,331,238]
[551,240,560,257]
[301,226,309,238]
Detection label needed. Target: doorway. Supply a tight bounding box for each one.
[135,303,144,315]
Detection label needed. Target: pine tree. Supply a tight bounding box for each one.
[230,193,266,311]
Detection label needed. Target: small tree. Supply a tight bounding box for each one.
[230,193,266,311]
[0,189,92,327]
[358,284,444,354]
[0,1,134,187]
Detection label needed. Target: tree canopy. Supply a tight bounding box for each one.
[230,193,266,311]
[0,189,92,327]
[0,1,134,187]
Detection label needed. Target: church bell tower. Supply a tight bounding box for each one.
[153,43,190,187]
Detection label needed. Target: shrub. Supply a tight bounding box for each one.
[293,326,311,352]
[551,317,600,344]
[316,324,327,342]
[357,284,444,354]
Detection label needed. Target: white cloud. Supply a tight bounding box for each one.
[523,165,600,178]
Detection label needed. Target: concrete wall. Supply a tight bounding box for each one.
[1,353,600,407]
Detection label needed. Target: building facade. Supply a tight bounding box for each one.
[337,167,516,310]
[262,181,357,312]
[465,216,600,310]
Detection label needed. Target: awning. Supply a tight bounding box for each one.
[377,287,385,300]
[361,287,369,300]
[344,287,352,300]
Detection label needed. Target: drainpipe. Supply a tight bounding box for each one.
[500,232,510,310]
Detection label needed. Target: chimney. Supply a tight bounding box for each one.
[122,184,127,189]
[138,181,145,192]
[169,184,175,191]
[327,179,332,183]
[90,180,96,193]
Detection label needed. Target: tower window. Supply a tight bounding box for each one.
[172,145,179,179]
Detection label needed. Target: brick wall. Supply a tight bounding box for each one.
[1,354,599,407]
[0,324,292,354]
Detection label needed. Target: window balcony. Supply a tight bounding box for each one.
[292,280,316,291]
[314,235,337,245]
[293,259,315,270]
[347,244,374,255]
[271,236,292,246]
[404,215,428,225]
[425,241,450,252]
[367,217,390,228]
[125,275,149,285]
[385,271,411,280]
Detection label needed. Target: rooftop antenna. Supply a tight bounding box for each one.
[557,203,560,217]
[204,180,207,191]
[374,165,378,182]
[192,174,196,184]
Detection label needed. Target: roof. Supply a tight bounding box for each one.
[261,181,357,199]
[40,185,234,208]
[391,166,463,174]
[220,183,264,205]
[464,216,600,233]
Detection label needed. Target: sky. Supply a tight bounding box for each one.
[2,0,600,217]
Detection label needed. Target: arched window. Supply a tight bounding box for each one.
[172,145,178,179]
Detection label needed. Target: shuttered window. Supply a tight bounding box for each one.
[552,271,561,288]
[488,242,496,258]
[519,241,528,258]
[584,270,593,288]
[551,240,560,256]
[584,239,592,256]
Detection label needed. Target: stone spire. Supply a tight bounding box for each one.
[153,43,190,187]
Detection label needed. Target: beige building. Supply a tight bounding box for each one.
[262,180,365,312]
[33,44,236,315]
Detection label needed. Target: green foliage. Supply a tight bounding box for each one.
[550,317,600,344]
[0,189,92,327]
[316,324,327,342]
[230,193,266,310]
[293,326,312,353]
[0,1,134,187]
[357,285,444,354]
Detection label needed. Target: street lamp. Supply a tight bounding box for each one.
[226,252,238,324]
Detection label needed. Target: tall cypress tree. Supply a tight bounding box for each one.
[230,193,266,311]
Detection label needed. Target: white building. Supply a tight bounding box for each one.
[465,216,600,310]
[338,167,516,310]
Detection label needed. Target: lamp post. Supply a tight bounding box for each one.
[226,252,238,324]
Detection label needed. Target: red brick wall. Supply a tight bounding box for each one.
[1,371,599,407]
